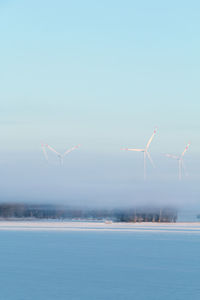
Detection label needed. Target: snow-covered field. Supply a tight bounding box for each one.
[0,221,200,233]
[0,221,200,300]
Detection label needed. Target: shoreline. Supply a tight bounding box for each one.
[0,221,199,233]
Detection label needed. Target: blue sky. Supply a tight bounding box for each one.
[0,0,199,206]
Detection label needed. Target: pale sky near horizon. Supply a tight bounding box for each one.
[0,1,199,206]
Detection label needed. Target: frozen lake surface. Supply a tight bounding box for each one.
[0,222,200,300]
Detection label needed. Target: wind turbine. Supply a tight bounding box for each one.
[165,143,190,181]
[122,128,157,180]
[41,144,80,165]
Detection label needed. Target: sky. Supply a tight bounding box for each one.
[0,0,200,208]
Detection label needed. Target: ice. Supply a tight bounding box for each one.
[0,222,199,299]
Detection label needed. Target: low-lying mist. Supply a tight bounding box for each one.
[0,151,199,212]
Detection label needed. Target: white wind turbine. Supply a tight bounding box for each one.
[165,143,190,181]
[122,128,157,180]
[41,144,80,165]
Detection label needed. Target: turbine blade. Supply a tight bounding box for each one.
[182,160,188,177]
[146,127,157,150]
[146,151,155,168]
[181,143,191,157]
[46,144,60,156]
[63,144,80,157]
[41,144,48,161]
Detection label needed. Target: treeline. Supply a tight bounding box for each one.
[0,203,177,222]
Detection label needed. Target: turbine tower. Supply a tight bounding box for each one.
[41,144,80,165]
[165,143,190,181]
[122,128,157,180]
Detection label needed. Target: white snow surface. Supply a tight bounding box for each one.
[0,221,199,233]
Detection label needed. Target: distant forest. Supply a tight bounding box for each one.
[0,204,177,222]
